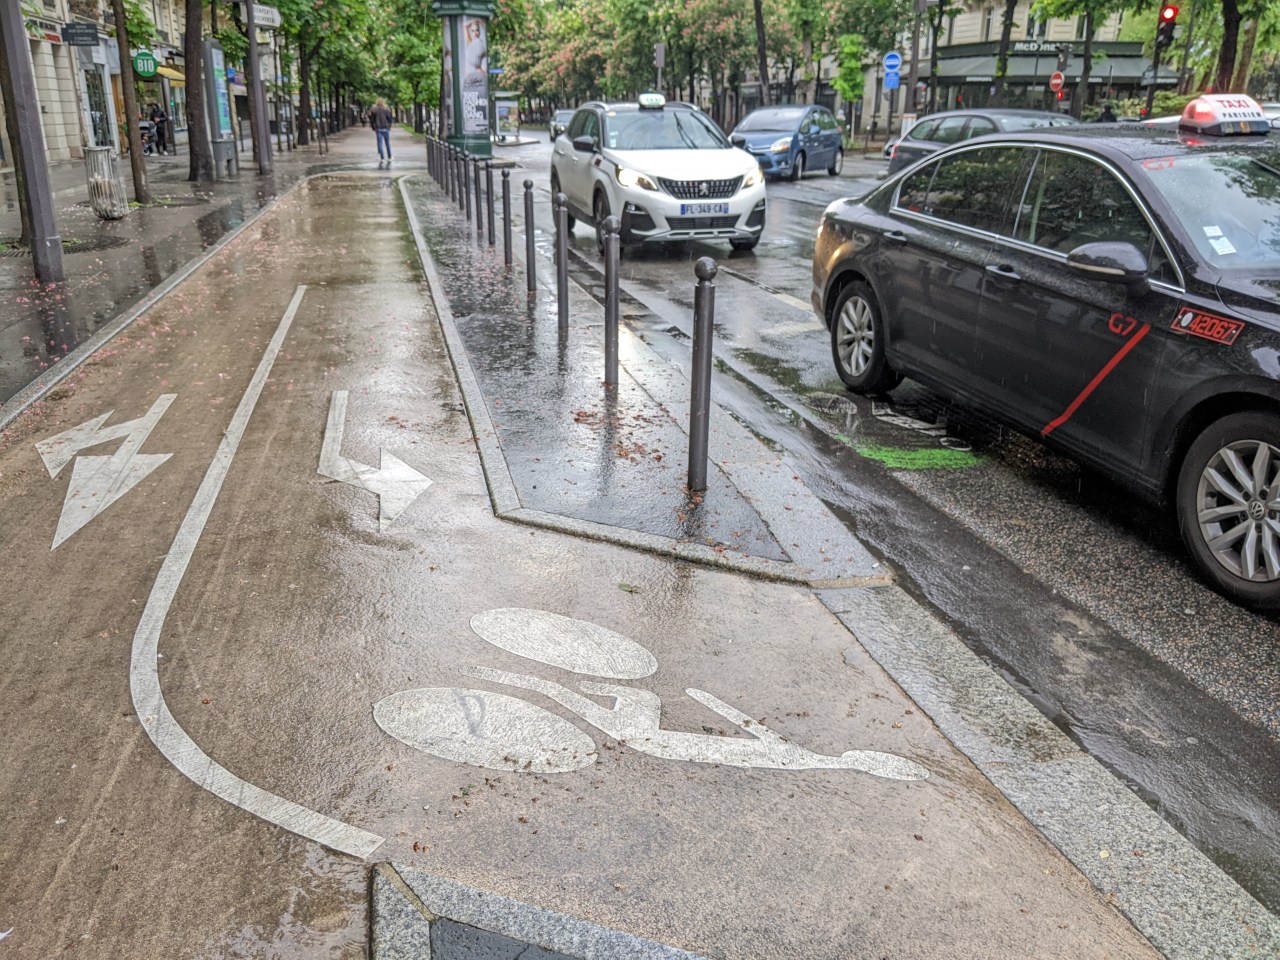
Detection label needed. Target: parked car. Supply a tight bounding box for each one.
[550,94,766,253]
[731,104,844,180]
[887,108,1080,174]
[550,108,575,141]
[883,137,899,160]
[812,94,1280,607]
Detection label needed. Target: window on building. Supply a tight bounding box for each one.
[1076,15,1087,39]
[982,8,996,42]
[947,13,957,43]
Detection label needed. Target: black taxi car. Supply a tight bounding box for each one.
[812,95,1280,607]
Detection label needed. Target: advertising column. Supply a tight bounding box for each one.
[431,0,494,158]
[203,38,236,174]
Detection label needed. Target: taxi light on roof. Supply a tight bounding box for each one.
[1179,93,1270,137]
[638,92,666,109]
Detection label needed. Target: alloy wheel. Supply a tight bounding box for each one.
[836,295,874,377]
[1195,438,1280,582]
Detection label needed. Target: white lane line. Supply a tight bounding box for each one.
[129,284,384,859]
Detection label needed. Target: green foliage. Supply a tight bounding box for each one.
[1106,90,1199,119]
[120,0,160,50]
[831,33,866,106]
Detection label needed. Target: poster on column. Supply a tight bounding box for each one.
[461,15,489,136]
[442,17,454,136]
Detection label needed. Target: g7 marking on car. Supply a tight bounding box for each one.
[1170,306,1245,346]
[1141,157,1177,171]
[1108,312,1138,337]
[1041,323,1152,438]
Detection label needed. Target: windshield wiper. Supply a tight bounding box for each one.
[1250,157,1280,178]
[673,113,699,149]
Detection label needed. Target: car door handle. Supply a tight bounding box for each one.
[985,263,1021,282]
[883,230,908,243]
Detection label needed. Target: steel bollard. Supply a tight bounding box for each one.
[485,163,496,246]
[502,171,513,268]
[448,147,457,202]
[463,155,472,219]
[429,138,436,180]
[687,257,717,492]
[555,192,569,327]
[523,179,536,293]
[603,216,621,387]
[473,159,484,237]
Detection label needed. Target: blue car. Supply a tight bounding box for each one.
[731,104,844,180]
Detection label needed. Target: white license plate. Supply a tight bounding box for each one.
[680,203,729,216]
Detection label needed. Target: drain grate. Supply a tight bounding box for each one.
[0,235,130,257]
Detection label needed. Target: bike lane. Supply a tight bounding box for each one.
[0,173,1160,958]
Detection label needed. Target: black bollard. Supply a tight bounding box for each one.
[603,216,621,387]
[523,179,536,293]
[448,147,457,202]
[502,171,513,268]
[555,192,569,328]
[486,163,496,246]
[463,155,472,219]
[473,159,484,237]
[687,257,717,492]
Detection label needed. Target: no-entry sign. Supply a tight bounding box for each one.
[1049,71,1065,92]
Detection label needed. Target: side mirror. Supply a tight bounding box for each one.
[807,124,821,135]
[1066,241,1150,293]
[730,133,747,147]
[572,135,596,154]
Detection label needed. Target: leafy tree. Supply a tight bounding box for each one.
[1033,0,1127,117]
[831,32,866,124]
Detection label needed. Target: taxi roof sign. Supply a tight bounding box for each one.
[1179,94,1270,137]
[638,92,666,109]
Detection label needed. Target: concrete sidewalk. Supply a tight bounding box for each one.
[0,158,1274,959]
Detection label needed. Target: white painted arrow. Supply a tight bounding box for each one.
[35,394,176,549]
[318,390,432,530]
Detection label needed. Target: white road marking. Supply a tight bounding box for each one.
[773,292,816,314]
[129,285,384,859]
[470,608,657,679]
[36,394,175,549]
[318,390,432,530]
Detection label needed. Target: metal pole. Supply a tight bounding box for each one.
[486,163,496,245]
[603,216,621,386]
[273,34,283,155]
[687,257,717,492]
[473,158,483,237]
[458,151,467,211]
[246,1,273,174]
[502,171,513,267]
[523,179,536,293]
[906,0,925,115]
[555,192,569,327]
[464,154,472,220]
[0,0,64,282]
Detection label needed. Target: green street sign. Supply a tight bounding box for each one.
[133,49,158,78]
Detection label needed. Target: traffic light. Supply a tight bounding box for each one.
[1156,4,1178,50]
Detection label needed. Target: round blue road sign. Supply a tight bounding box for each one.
[883,51,902,72]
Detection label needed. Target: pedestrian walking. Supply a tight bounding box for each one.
[149,102,170,155]
[370,97,393,164]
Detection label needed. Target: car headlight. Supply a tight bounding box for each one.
[743,168,763,188]
[770,137,794,153]
[616,166,659,191]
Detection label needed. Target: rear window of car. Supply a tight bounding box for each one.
[998,114,1081,131]
[931,116,971,145]
[905,118,940,142]
[737,108,806,132]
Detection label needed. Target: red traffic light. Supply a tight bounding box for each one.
[1160,4,1178,20]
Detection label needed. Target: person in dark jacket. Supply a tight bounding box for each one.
[370,97,393,163]
[149,102,170,154]
[1095,103,1118,123]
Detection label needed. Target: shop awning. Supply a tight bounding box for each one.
[934,54,1178,84]
[156,65,184,82]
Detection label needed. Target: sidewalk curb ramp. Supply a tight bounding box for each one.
[398,172,1280,960]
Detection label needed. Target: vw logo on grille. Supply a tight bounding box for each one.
[698,181,710,197]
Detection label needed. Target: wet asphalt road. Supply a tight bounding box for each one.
[509,139,1280,910]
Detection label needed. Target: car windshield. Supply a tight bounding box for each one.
[736,108,806,132]
[998,114,1081,131]
[1139,151,1280,272]
[607,109,729,150]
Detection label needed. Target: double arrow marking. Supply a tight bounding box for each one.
[318,390,432,530]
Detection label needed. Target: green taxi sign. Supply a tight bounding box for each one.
[133,49,158,78]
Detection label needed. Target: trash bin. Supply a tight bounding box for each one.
[84,146,129,220]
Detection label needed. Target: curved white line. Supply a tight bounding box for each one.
[129,284,384,859]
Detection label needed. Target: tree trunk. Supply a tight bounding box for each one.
[1214,0,1242,93]
[991,0,1019,107]
[928,7,943,114]
[0,21,32,244]
[752,0,769,107]
[1071,12,1094,119]
[1178,1,1197,95]
[111,0,150,202]
[184,0,214,181]
[801,35,813,104]
[297,44,309,145]
[1231,18,1257,93]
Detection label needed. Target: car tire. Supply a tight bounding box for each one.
[828,149,844,176]
[593,191,610,256]
[830,281,901,394]
[549,173,576,230]
[790,151,806,181]
[1175,411,1280,607]
[730,238,758,252]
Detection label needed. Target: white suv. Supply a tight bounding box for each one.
[550,94,767,253]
